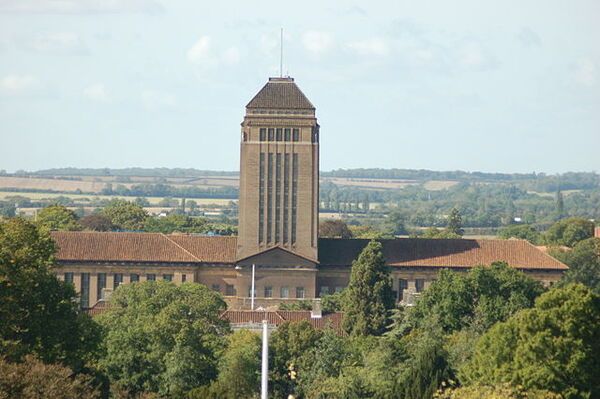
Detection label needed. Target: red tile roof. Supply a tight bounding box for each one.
[246,77,315,110]
[51,232,566,270]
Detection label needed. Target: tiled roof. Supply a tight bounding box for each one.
[318,238,568,270]
[221,310,344,333]
[246,77,315,110]
[51,232,566,270]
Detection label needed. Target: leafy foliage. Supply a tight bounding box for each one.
[96,281,229,397]
[100,199,148,231]
[553,238,600,294]
[319,219,353,238]
[545,217,595,247]
[462,284,600,399]
[36,205,81,231]
[498,224,542,244]
[435,383,562,399]
[79,214,114,231]
[342,240,395,336]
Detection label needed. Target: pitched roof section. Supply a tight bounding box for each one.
[50,231,235,264]
[318,238,568,270]
[246,77,315,110]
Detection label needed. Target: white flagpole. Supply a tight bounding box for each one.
[261,319,269,399]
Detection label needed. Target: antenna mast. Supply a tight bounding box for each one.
[280,28,283,77]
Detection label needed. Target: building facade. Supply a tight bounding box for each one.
[50,77,568,310]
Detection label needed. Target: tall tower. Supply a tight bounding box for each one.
[237,77,319,262]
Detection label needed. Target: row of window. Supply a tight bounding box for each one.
[212,284,306,299]
[65,272,182,308]
[259,128,300,142]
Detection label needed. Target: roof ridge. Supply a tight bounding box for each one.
[521,239,568,269]
[161,234,202,262]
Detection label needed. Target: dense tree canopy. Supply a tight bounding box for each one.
[463,284,600,399]
[319,219,353,238]
[100,199,148,231]
[545,217,595,247]
[36,205,81,231]
[498,224,542,244]
[96,281,229,397]
[553,237,600,294]
[0,218,100,371]
[342,240,395,336]
[79,214,114,231]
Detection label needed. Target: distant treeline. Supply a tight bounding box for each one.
[102,183,238,199]
[20,167,239,178]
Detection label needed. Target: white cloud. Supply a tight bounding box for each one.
[0,74,37,94]
[141,90,176,110]
[222,47,241,65]
[83,83,109,102]
[25,32,88,55]
[574,58,596,86]
[346,38,389,56]
[302,31,334,55]
[0,0,164,14]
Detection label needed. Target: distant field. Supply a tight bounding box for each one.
[0,176,109,193]
[528,189,582,198]
[0,191,237,206]
[323,177,419,189]
[422,180,460,190]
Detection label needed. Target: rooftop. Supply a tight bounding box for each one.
[246,76,315,110]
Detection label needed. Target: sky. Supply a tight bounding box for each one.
[0,0,598,174]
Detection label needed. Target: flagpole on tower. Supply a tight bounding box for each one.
[280,28,283,77]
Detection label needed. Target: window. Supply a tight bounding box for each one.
[247,286,257,298]
[225,284,235,296]
[181,274,187,283]
[312,127,319,143]
[276,128,282,141]
[291,153,298,244]
[259,152,265,243]
[267,153,273,243]
[97,273,106,299]
[280,286,289,298]
[283,153,290,243]
[264,286,273,298]
[415,279,425,293]
[398,279,408,301]
[320,286,329,297]
[64,272,74,285]
[284,128,291,141]
[130,273,139,283]
[80,273,90,309]
[275,153,281,242]
[292,128,299,141]
[114,273,123,290]
[296,286,305,299]
[212,284,220,292]
[146,274,156,281]
[163,274,173,282]
[268,128,274,141]
[259,128,266,141]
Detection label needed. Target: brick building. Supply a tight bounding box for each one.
[51,77,567,309]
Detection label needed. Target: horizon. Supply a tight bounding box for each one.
[1,1,599,174]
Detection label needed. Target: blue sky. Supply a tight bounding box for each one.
[0,0,598,174]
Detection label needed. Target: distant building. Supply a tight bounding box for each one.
[51,77,567,310]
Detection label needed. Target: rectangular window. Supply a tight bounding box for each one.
[320,286,329,297]
[163,274,173,282]
[225,284,235,296]
[259,152,265,244]
[276,128,282,141]
[398,279,408,301]
[415,279,425,293]
[130,273,139,283]
[264,286,273,298]
[284,128,291,142]
[280,286,289,298]
[212,284,220,292]
[80,273,90,309]
[312,127,319,143]
[259,128,266,141]
[291,153,298,244]
[275,153,281,242]
[283,153,290,243]
[296,286,305,299]
[181,274,187,283]
[97,273,106,299]
[247,286,257,298]
[146,274,156,281]
[268,128,274,141]
[292,128,300,141]
[64,272,74,285]
[267,153,273,243]
[114,273,123,290]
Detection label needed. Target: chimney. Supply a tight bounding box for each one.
[311,299,322,319]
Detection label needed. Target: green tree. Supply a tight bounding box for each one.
[555,189,565,220]
[436,384,561,399]
[79,214,114,231]
[319,219,353,238]
[101,199,148,231]
[447,207,463,236]
[462,284,600,399]
[143,214,208,234]
[388,210,408,235]
[498,224,542,244]
[0,218,100,371]
[0,355,101,399]
[421,227,462,239]
[342,240,394,336]
[545,217,595,247]
[36,205,81,231]
[97,281,229,397]
[552,238,600,294]
[270,321,322,398]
